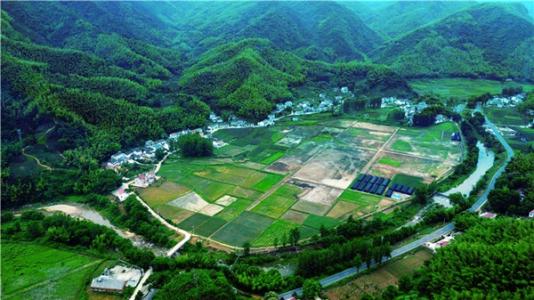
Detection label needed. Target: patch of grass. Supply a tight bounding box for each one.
[252,173,284,192]
[338,190,382,207]
[391,173,424,188]
[260,151,285,165]
[211,211,274,246]
[177,213,211,231]
[378,156,402,167]
[216,199,252,221]
[391,140,412,152]
[1,242,104,298]
[194,217,227,237]
[304,214,341,230]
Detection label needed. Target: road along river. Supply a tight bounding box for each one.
[280,111,514,299]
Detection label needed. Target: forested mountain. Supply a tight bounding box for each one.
[373,3,534,80]
[360,1,476,39]
[161,1,383,61]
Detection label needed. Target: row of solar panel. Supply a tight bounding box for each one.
[351,174,390,195]
[388,183,415,195]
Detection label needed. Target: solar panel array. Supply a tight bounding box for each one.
[385,183,415,197]
[351,174,390,195]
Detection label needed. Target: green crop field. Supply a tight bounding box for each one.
[409,78,534,99]
[211,212,274,246]
[252,184,301,218]
[1,242,107,299]
[485,107,529,126]
[392,174,424,188]
[303,214,341,229]
[216,198,253,221]
[378,156,402,167]
[194,217,227,237]
[391,140,412,152]
[337,190,382,207]
[178,213,211,231]
[252,173,285,192]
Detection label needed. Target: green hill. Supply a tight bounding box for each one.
[362,1,475,39]
[179,39,413,121]
[373,3,534,81]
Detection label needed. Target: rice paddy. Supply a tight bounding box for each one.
[140,116,461,247]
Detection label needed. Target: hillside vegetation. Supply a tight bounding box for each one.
[374,3,534,81]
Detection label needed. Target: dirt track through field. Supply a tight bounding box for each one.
[360,128,399,174]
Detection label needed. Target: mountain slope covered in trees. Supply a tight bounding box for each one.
[373,3,534,81]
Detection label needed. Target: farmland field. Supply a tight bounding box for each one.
[210,212,274,246]
[409,78,534,99]
[1,242,107,300]
[142,116,461,247]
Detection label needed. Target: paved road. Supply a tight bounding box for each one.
[280,111,513,299]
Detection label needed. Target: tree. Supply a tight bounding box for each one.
[177,133,213,157]
[302,279,322,300]
[155,148,165,160]
[243,242,251,257]
[290,228,300,248]
[155,269,235,300]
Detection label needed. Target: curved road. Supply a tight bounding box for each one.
[280,111,513,299]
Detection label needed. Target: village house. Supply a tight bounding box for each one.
[424,233,456,253]
[91,265,143,294]
[479,212,497,219]
[132,171,157,188]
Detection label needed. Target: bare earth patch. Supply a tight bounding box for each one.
[299,185,343,206]
[168,192,224,216]
[281,210,309,224]
[293,147,371,189]
[352,121,396,133]
[215,195,237,206]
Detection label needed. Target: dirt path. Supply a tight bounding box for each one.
[22,147,53,171]
[5,260,103,299]
[360,128,399,174]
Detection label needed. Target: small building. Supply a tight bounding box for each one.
[91,275,126,293]
[425,234,455,253]
[91,265,143,294]
[528,209,534,218]
[480,212,497,219]
[341,86,349,94]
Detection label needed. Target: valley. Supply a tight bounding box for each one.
[1,1,533,300]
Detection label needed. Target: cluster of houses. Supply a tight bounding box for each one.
[381,97,431,124]
[105,87,353,170]
[107,139,170,171]
[485,94,525,108]
[90,265,143,294]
